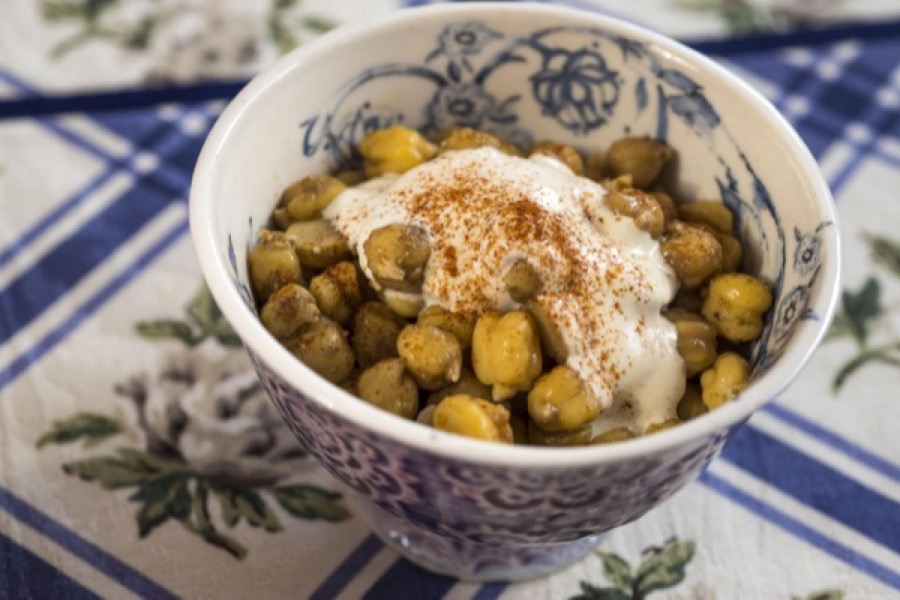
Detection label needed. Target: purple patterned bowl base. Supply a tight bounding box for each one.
[353,494,607,581]
[249,350,730,579]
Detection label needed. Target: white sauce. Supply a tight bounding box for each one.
[324,147,685,430]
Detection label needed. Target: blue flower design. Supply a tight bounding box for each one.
[773,285,809,341]
[435,21,501,59]
[531,48,620,133]
[793,227,822,277]
[427,82,497,130]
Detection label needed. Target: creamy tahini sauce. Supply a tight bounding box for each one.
[324,147,684,430]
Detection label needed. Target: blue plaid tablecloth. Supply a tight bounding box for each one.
[1,1,899,598]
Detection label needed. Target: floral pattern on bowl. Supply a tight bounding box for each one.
[266,20,833,375]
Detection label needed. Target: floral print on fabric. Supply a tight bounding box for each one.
[37,286,350,559]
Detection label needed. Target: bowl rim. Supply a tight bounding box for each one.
[190,1,841,468]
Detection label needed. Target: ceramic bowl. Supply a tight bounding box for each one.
[190,3,840,581]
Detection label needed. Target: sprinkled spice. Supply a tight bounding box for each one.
[324,147,684,428]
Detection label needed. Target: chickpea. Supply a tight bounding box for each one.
[380,290,425,319]
[284,219,350,270]
[417,305,476,349]
[713,231,742,273]
[688,221,742,273]
[359,125,437,177]
[432,394,513,443]
[650,190,679,226]
[590,427,636,445]
[284,319,354,383]
[509,413,529,444]
[661,221,723,289]
[357,358,419,419]
[529,141,585,175]
[503,259,543,303]
[339,377,358,396]
[528,366,600,432]
[528,421,592,446]
[427,368,492,406]
[438,127,502,152]
[584,151,607,181]
[677,383,707,421]
[363,224,430,292]
[645,419,680,434]
[397,324,462,390]
[526,299,568,363]
[664,308,718,377]
[700,352,751,410]
[273,174,346,228]
[605,187,666,238]
[260,283,320,339]
[309,261,361,325]
[438,127,521,156]
[416,405,435,425]
[471,311,543,401]
[702,273,772,342]
[679,200,733,234]
[669,289,703,314]
[604,136,674,188]
[248,229,302,303]
[334,169,366,186]
[351,301,405,367]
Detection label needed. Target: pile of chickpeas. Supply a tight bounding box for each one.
[247,125,772,446]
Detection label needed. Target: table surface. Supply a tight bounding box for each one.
[1,1,899,598]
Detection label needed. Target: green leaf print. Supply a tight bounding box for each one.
[135,319,199,346]
[868,234,900,278]
[189,479,247,559]
[791,590,845,600]
[190,285,243,346]
[826,234,900,392]
[574,537,695,600]
[63,455,154,489]
[233,489,283,532]
[841,277,882,345]
[39,280,350,559]
[135,285,241,348]
[36,413,121,449]
[570,582,630,600]
[131,473,193,537]
[633,540,694,595]
[598,552,633,590]
[272,485,352,522]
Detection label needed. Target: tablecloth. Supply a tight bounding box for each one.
[1,1,899,598]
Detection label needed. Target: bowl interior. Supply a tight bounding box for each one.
[191,3,839,463]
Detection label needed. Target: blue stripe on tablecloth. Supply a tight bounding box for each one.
[764,403,900,482]
[0,486,178,600]
[0,184,178,345]
[0,107,208,281]
[0,80,245,120]
[0,218,188,390]
[0,531,101,600]
[691,19,900,55]
[473,581,510,599]
[308,534,383,600]
[829,107,899,196]
[722,425,900,553]
[700,470,900,590]
[0,108,215,348]
[362,558,458,600]
[730,35,898,162]
[0,164,119,269]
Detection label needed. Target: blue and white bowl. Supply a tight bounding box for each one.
[190,3,840,581]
